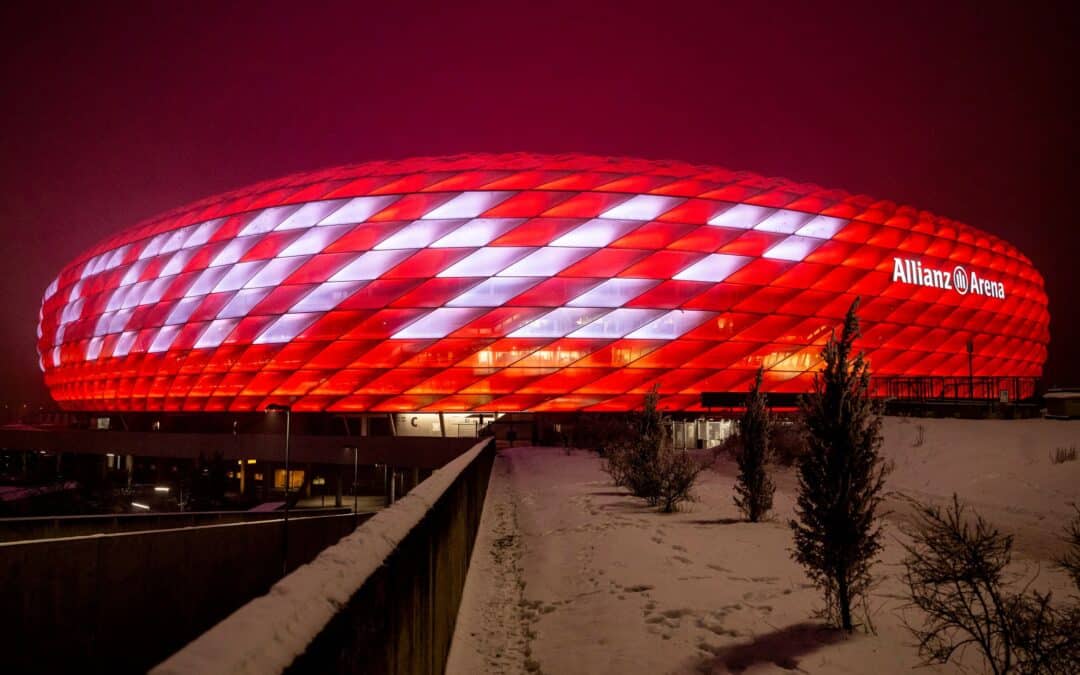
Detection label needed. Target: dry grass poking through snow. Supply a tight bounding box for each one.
[447,418,1079,675]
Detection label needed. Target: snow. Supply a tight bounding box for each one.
[447,418,1079,674]
[150,439,492,675]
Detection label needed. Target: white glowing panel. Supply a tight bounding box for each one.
[754,209,813,234]
[274,200,348,231]
[103,245,129,270]
[497,247,592,277]
[374,219,466,250]
[140,276,176,306]
[240,206,298,236]
[601,194,683,221]
[673,253,751,282]
[391,308,488,339]
[159,228,190,254]
[253,313,319,344]
[318,195,400,225]
[108,308,133,334]
[213,261,267,293]
[113,331,137,357]
[291,281,366,312]
[509,307,609,338]
[86,336,104,361]
[160,249,195,277]
[422,191,513,219]
[165,296,202,325]
[43,277,59,300]
[182,219,222,248]
[708,204,772,229]
[277,224,351,257]
[138,233,169,260]
[217,288,271,319]
[568,308,666,338]
[244,256,309,288]
[795,215,848,239]
[148,325,181,353]
[121,259,150,286]
[763,235,824,262]
[68,280,83,301]
[209,236,260,267]
[566,278,658,307]
[437,247,533,278]
[626,309,716,339]
[185,267,230,297]
[550,219,639,248]
[194,319,238,349]
[329,249,414,282]
[446,277,539,307]
[430,218,523,248]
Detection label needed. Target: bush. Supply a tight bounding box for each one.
[770,421,807,465]
[902,495,1080,674]
[734,367,774,522]
[603,388,701,513]
[1062,506,1080,592]
[1051,446,1078,464]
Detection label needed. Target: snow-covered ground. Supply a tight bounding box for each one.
[447,417,1079,674]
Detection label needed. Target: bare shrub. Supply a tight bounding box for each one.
[1050,446,1077,464]
[902,495,1080,674]
[603,387,701,512]
[1062,506,1080,592]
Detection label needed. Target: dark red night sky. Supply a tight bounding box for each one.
[1,1,1076,404]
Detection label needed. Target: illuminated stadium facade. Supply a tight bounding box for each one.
[37,154,1049,413]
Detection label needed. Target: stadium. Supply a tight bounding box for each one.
[37,153,1050,414]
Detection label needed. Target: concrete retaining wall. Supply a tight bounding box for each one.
[152,438,496,675]
[0,511,365,673]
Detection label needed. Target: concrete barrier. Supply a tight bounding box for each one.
[0,511,366,673]
[0,507,354,542]
[152,437,496,675]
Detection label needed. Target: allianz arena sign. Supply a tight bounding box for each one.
[891,257,1006,299]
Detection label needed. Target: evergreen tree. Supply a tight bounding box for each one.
[734,367,774,522]
[791,297,888,631]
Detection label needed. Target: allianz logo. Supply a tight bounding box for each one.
[891,257,1005,299]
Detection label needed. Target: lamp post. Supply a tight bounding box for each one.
[266,403,291,576]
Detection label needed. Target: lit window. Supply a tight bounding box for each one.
[291,280,365,312]
[374,219,466,250]
[708,204,772,229]
[754,209,812,234]
[446,277,540,307]
[550,219,640,247]
[422,191,513,219]
[318,195,400,225]
[244,257,309,288]
[213,261,268,293]
[391,307,488,339]
[762,235,824,262]
[430,218,523,248]
[569,308,666,339]
[509,307,609,338]
[626,309,715,339]
[217,287,271,318]
[795,215,848,239]
[328,249,414,282]
[253,313,319,344]
[278,224,352,257]
[239,205,299,236]
[194,319,239,349]
[437,246,533,278]
[273,200,349,231]
[600,194,683,221]
[497,247,593,277]
[566,278,658,307]
[672,253,751,282]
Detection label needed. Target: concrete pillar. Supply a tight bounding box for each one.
[334,472,343,507]
[125,455,134,488]
[360,415,369,437]
[439,412,446,437]
[238,460,246,496]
